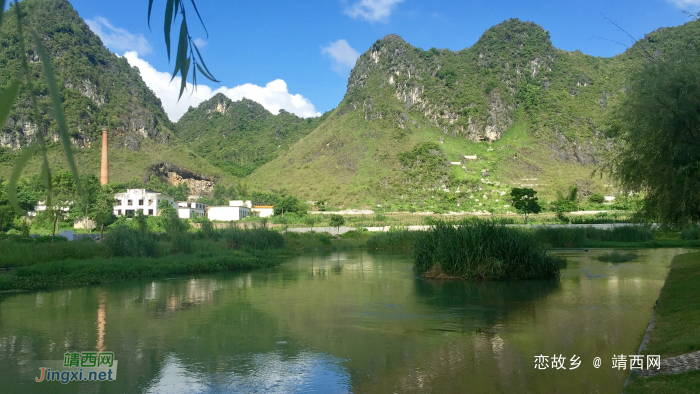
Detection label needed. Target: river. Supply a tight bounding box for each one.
[0,249,690,393]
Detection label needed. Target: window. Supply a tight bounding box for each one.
[127,199,133,206]
[138,199,144,206]
[148,199,153,206]
[149,209,153,215]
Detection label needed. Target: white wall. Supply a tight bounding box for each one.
[253,207,274,218]
[208,206,251,221]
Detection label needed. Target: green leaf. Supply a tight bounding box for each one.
[193,43,219,82]
[196,63,216,83]
[164,0,175,61]
[171,18,188,82]
[7,141,39,215]
[179,57,190,99]
[189,0,209,38]
[0,78,21,130]
[30,29,83,199]
[147,0,154,29]
[173,0,181,21]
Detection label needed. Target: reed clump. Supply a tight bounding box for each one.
[414,220,564,280]
[366,230,422,250]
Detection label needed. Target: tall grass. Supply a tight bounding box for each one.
[0,249,282,292]
[0,236,107,268]
[366,230,422,250]
[222,227,285,250]
[102,225,160,258]
[283,231,333,250]
[414,220,564,280]
[532,225,653,248]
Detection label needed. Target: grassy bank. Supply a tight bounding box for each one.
[0,227,289,293]
[0,250,282,293]
[624,251,700,393]
[412,221,564,280]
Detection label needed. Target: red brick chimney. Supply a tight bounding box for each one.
[100,126,108,185]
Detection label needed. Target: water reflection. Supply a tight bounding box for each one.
[0,249,691,394]
[414,277,561,332]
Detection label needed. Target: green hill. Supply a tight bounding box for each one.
[248,18,700,212]
[0,0,228,185]
[174,94,328,177]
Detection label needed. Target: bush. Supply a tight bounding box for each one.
[413,220,564,280]
[588,193,605,204]
[680,226,700,240]
[102,225,159,258]
[222,227,285,251]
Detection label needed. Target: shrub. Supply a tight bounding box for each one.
[588,193,605,204]
[413,220,563,280]
[102,225,159,258]
[680,226,700,240]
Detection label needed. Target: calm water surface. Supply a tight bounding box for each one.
[0,249,691,393]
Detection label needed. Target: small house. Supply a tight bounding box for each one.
[113,189,175,217]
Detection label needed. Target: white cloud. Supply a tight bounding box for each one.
[321,39,360,74]
[193,38,207,48]
[123,51,321,122]
[665,0,700,9]
[344,0,404,22]
[86,17,153,55]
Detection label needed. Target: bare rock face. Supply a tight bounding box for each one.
[146,162,216,196]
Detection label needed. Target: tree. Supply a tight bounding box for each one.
[605,45,700,226]
[510,188,541,224]
[329,214,345,234]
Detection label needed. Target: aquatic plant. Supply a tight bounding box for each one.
[413,220,564,280]
[597,251,638,263]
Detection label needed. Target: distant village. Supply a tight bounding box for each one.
[112,188,274,221]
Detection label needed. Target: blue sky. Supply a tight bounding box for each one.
[61,0,699,121]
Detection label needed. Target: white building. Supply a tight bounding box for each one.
[252,205,274,218]
[208,206,251,221]
[178,201,209,219]
[229,200,253,208]
[114,189,175,217]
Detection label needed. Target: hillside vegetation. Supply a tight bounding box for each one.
[249,19,700,211]
[174,94,328,177]
[0,0,231,184]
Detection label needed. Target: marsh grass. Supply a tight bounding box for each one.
[532,226,654,248]
[0,235,108,268]
[597,251,638,263]
[222,227,285,251]
[0,249,282,293]
[366,230,422,250]
[414,220,564,280]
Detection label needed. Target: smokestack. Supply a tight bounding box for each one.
[100,126,108,185]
